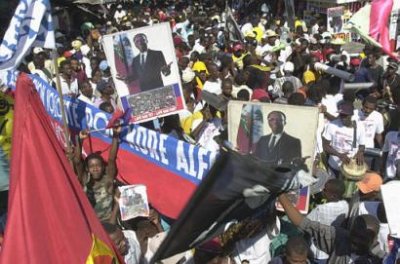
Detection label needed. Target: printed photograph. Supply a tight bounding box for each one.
[102,23,185,122]
[228,101,320,173]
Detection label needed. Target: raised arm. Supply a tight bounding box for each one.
[72,131,89,185]
[106,126,121,180]
[277,193,305,226]
[278,193,335,254]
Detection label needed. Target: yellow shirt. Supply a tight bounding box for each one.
[232,52,249,70]
[253,26,264,43]
[182,111,204,135]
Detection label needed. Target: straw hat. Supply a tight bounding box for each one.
[340,158,368,180]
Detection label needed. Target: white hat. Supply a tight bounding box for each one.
[283,62,294,72]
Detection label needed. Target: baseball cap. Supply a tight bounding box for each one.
[338,102,354,116]
[356,172,383,194]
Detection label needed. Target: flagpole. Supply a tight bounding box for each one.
[51,50,72,151]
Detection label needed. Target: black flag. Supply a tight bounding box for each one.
[152,149,297,262]
[225,7,244,43]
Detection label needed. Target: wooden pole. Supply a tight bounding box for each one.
[51,50,72,150]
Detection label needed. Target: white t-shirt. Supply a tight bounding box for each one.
[77,94,95,105]
[382,131,400,179]
[192,42,206,54]
[202,80,222,95]
[54,76,79,96]
[233,218,280,264]
[353,110,384,148]
[322,119,366,170]
[321,94,343,118]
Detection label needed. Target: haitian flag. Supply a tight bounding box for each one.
[0,73,122,263]
[30,74,217,219]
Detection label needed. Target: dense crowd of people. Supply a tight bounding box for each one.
[1,0,400,263]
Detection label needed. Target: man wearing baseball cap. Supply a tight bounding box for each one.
[347,172,383,229]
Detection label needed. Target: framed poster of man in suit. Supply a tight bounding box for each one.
[228,101,319,173]
[102,23,185,123]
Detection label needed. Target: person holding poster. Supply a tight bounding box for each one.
[254,111,302,166]
[124,33,172,92]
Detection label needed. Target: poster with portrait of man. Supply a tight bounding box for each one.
[102,23,185,123]
[228,101,319,173]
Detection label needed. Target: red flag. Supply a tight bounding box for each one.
[0,73,124,264]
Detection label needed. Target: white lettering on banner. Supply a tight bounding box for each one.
[197,148,209,180]
[159,134,169,166]
[30,74,218,183]
[188,144,196,177]
[176,141,189,174]
[137,126,149,155]
[124,126,169,166]
[126,126,139,152]
[147,130,160,161]
[64,101,78,128]
[93,112,107,131]
[85,108,93,129]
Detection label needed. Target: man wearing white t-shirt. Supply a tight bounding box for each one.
[353,96,384,149]
[353,96,384,170]
[322,102,366,177]
[382,126,400,180]
[53,60,79,97]
[202,63,222,95]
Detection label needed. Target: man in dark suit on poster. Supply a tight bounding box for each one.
[254,111,302,166]
[127,33,172,92]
